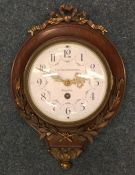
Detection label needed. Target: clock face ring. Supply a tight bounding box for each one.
[23,38,113,127]
[11,24,126,128]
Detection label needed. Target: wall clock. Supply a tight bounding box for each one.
[11,4,126,169]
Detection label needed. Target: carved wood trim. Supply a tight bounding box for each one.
[15,77,124,142]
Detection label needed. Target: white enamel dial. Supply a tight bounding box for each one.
[26,41,110,124]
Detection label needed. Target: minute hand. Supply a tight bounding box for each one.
[63,73,86,88]
[72,73,86,88]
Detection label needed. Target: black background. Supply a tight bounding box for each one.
[0,0,135,175]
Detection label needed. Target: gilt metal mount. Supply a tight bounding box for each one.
[28,4,108,36]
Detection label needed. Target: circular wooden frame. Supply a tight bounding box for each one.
[11,24,126,126]
[11,22,126,169]
[23,37,113,127]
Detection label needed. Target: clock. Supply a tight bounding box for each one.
[11,4,126,169]
[24,40,112,126]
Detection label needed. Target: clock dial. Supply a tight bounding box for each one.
[25,41,111,124]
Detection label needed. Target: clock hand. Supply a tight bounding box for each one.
[52,75,65,82]
[72,73,86,88]
[52,74,77,87]
[36,68,59,78]
[52,73,86,88]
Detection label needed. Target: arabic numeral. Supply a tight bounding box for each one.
[65,107,71,115]
[41,93,46,101]
[37,78,42,85]
[81,54,83,62]
[90,92,95,100]
[90,64,96,71]
[51,54,55,62]
[37,64,46,72]
[81,102,85,111]
[95,80,100,86]
[64,47,71,58]
[53,106,56,111]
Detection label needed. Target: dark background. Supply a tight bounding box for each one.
[0,0,135,175]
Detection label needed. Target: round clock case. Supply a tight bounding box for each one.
[11,4,126,170]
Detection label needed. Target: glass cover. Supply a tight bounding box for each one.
[26,41,109,123]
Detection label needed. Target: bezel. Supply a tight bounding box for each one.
[23,37,113,127]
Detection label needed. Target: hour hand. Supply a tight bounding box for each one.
[52,75,64,82]
[52,75,74,87]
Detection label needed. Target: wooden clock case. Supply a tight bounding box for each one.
[11,4,126,169]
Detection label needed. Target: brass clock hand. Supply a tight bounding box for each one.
[52,75,65,82]
[52,76,73,87]
[52,73,86,88]
[73,73,86,88]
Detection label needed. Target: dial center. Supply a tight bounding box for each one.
[64,80,72,86]
[64,93,71,99]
